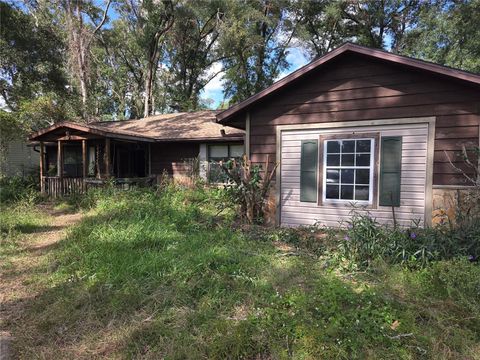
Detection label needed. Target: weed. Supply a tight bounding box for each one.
[2,186,479,359]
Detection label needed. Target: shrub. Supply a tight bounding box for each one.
[337,209,480,269]
[219,155,278,224]
[0,175,41,204]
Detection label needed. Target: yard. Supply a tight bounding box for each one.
[1,184,479,359]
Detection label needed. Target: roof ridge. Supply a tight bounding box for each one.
[92,109,219,125]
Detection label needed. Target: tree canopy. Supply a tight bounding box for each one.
[1,0,479,131]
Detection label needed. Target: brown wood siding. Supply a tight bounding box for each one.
[248,53,480,186]
[150,143,199,177]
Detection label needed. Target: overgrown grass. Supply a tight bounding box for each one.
[4,185,480,359]
[0,199,50,269]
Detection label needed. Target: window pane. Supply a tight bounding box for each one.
[340,185,354,200]
[327,154,340,166]
[342,140,355,153]
[326,185,339,199]
[356,154,370,166]
[326,169,339,183]
[327,140,341,153]
[356,140,371,152]
[324,137,373,204]
[229,145,244,158]
[341,169,354,184]
[355,186,369,200]
[341,154,354,166]
[209,145,228,158]
[355,169,370,184]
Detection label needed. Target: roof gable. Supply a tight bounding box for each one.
[216,43,480,124]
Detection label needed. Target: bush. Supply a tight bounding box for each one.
[0,175,40,204]
[219,155,277,224]
[337,210,480,269]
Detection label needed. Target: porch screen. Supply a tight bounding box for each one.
[63,146,82,177]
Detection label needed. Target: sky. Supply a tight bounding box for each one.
[202,47,310,109]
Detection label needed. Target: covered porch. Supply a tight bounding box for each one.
[30,122,155,197]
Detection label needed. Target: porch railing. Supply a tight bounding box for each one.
[41,176,156,198]
[42,177,86,198]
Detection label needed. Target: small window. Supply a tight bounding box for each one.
[323,138,374,204]
[208,144,244,183]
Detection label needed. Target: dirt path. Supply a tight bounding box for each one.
[0,206,83,360]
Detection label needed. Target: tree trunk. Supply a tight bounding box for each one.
[144,65,154,117]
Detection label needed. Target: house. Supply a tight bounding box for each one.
[216,43,480,227]
[28,110,244,197]
[1,139,39,177]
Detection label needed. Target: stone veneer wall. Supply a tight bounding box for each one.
[432,187,478,226]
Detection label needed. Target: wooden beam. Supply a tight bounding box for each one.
[57,140,63,195]
[105,138,111,177]
[82,139,87,178]
[57,135,90,141]
[57,140,62,178]
[40,142,45,194]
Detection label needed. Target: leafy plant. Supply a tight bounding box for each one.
[337,208,480,270]
[220,155,278,224]
[0,175,41,204]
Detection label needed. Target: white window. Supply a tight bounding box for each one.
[323,138,374,204]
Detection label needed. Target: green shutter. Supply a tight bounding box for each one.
[300,140,318,202]
[379,136,402,207]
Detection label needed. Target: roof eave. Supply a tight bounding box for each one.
[154,135,244,143]
[29,121,156,143]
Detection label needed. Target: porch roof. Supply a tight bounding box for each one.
[29,110,244,143]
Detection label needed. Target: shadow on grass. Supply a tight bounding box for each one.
[6,190,480,359]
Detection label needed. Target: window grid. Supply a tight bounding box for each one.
[323,138,374,203]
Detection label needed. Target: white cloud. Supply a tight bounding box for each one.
[276,47,310,81]
[201,62,225,108]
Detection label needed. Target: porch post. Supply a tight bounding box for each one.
[82,139,87,178]
[57,140,63,196]
[105,138,111,177]
[57,140,63,178]
[40,142,45,194]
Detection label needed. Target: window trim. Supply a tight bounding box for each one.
[318,133,380,207]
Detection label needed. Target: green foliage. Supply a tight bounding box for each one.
[3,0,477,119]
[220,0,293,104]
[335,210,480,270]
[1,186,479,358]
[163,1,227,111]
[0,2,68,110]
[219,156,277,224]
[0,197,49,268]
[294,0,422,57]
[0,176,41,205]
[403,0,480,73]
